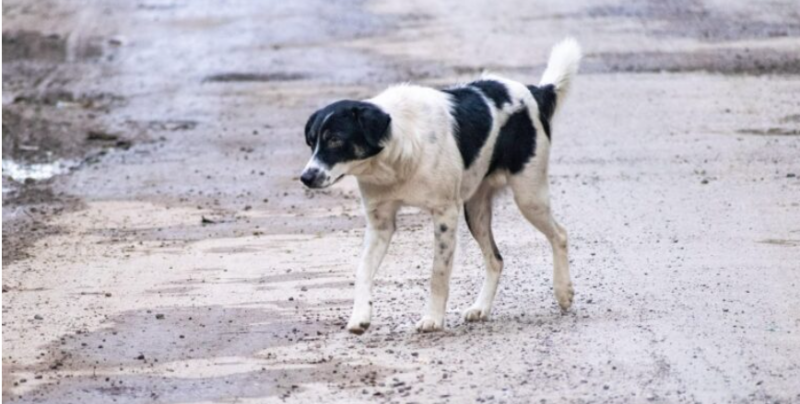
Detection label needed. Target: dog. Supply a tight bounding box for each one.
[301,38,581,334]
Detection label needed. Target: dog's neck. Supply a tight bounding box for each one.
[356,128,420,185]
[354,119,421,186]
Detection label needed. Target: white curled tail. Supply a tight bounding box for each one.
[539,38,582,102]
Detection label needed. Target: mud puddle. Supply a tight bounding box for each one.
[2,28,135,264]
[1,104,132,205]
[2,158,80,184]
[2,29,130,181]
[2,30,108,62]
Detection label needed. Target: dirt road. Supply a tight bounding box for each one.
[3,0,799,403]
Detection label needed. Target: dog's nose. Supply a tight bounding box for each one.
[300,168,319,187]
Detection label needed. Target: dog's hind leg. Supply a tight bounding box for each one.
[463,182,504,322]
[416,204,460,332]
[347,201,399,335]
[509,172,574,311]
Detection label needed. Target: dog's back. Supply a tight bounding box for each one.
[364,38,582,204]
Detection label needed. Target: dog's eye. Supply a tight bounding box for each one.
[328,136,344,148]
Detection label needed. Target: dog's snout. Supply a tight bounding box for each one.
[300,168,320,187]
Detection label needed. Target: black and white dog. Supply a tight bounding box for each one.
[301,39,581,334]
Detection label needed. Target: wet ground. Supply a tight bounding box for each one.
[2,0,799,403]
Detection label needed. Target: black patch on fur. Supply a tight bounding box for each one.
[487,107,537,175]
[304,110,321,147]
[304,100,391,167]
[439,224,448,233]
[442,87,493,169]
[469,80,511,109]
[527,84,557,140]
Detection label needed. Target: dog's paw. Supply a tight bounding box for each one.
[347,306,372,335]
[555,282,574,311]
[346,320,370,335]
[463,306,489,322]
[415,316,443,333]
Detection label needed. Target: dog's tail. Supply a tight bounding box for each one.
[539,37,582,102]
[530,38,581,137]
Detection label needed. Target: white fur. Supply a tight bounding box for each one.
[308,39,581,334]
[540,37,582,114]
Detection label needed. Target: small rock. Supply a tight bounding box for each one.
[155,313,165,320]
[34,314,44,320]
[788,173,796,178]
[115,140,133,150]
[87,130,119,142]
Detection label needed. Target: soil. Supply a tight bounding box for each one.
[3,0,799,403]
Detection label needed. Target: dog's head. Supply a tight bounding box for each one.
[300,100,391,189]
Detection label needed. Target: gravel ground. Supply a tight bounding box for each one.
[2,0,799,403]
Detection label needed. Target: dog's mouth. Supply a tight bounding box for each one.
[324,174,345,187]
[304,173,345,189]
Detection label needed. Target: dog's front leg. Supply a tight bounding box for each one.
[347,202,398,335]
[416,204,460,332]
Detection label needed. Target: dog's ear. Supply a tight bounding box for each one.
[304,110,321,147]
[354,105,391,148]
